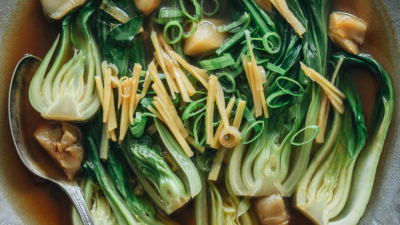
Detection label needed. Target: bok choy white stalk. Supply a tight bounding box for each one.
[29,3,101,122]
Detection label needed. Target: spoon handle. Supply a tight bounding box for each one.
[64,185,94,225]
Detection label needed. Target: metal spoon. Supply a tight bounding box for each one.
[8,55,94,225]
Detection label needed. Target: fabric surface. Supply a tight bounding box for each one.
[0,0,399,224]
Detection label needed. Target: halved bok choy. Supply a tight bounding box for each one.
[29,2,101,122]
[72,177,118,225]
[295,73,368,225]
[195,153,258,225]
[321,53,394,225]
[227,0,333,197]
[121,119,201,214]
[227,94,308,197]
[85,117,162,225]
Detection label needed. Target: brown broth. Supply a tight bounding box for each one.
[0,1,70,225]
[0,0,395,224]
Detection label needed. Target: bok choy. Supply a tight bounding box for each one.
[281,0,332,195]
[295,74,368,225]
[29,2,101,121]
[227,1,313,197]
[85,117,161,225]
[196,153,258,225]
[326,53,394,225]
[121,119,201,214]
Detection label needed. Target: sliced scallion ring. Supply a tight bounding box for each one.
[159,8,183,19]
[100,1,130,24]
[179,0,202,21]
[194,112,207,146]
[201,0,220,16]
[198,54,235,71]
[164,21,184,44]
[241,120,265,144]
[154,17,184,25]
[263,32,282,54]
[266,63,285,75]
[238,100,261,132]
[216,30,246,56]
[276,76,305,97]
[266,91,292,108]
[183,20,198,38]
[291,125,320,146]
[218,13,250,33]
[217,72,236,93]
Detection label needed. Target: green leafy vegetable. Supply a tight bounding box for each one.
[102,16,144,77]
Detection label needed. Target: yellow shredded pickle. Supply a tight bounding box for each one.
[129,64,142,125]
[270,0,306,37]
[206,75,218,145]
[153,98,194,157]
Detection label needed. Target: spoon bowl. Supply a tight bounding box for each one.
[8,55,94,225]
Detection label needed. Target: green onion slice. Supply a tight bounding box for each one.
[238,100,261,132]
[164,21,184,44]
[179,0,202,21]
[159,8,183,19]
[266,91,293,108]
[182,97,208,120]
[241,120,265,144]
[183,20,198,38]
[291,125,320,146]
[154,17,184,25]
[198,54,235,71]
[218,13,250,33]
[217,72,236,93]
[194,112,207,147]
[100,1,130,24]
[275,76,305,97]
[216,30,246,56]
[262,32,282,54]
[201,0,220,16]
